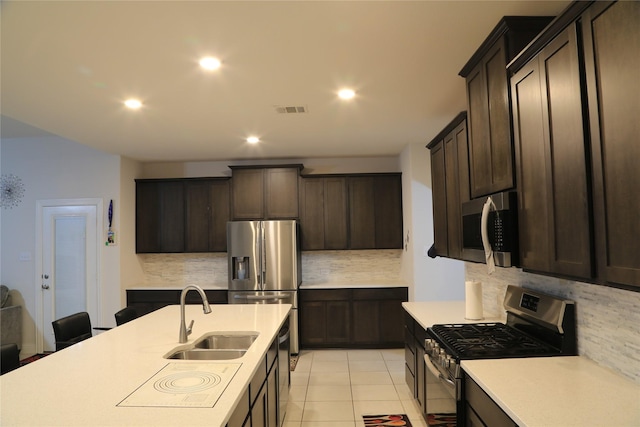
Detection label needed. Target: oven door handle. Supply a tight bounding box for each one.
[424,354,456,388]
[244,294,288,300]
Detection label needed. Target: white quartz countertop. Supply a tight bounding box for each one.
[128,284,228,290]
[462,356,640,427]
[300,281,408,289]
[402,301,499,330]
[0,304,290,426]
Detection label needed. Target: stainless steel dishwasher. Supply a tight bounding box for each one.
[277,318,290,426]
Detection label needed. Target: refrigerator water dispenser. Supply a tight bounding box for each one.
[233,257,248,280]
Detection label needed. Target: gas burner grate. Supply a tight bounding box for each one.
[431,323,554,358]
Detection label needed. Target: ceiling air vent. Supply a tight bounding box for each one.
[274,105,308,114]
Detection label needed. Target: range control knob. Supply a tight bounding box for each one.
[431,344,442,357]
[425,339,436,352]
[442,355,454,369]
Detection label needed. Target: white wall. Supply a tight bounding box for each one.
[1,136,122,354]
[119,156,145,305]
[140,156,401,179]
[400,142,465,301]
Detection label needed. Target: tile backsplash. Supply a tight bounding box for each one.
[138,253,229,287]
[466,262,640,384]
[302,250,403,284]
[137,249,403,288]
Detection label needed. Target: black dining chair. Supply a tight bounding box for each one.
[51,312,93,351]
[114,307,138,326]
[1,343,21,374]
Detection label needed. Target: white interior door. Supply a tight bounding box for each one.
[37,200,101,352]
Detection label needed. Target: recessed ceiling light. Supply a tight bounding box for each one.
[338,88,356,100]
[246,136,260,144]
[124,99,142,109]
[199,57,221,71]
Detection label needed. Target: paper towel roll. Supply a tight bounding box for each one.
[465,281,484,320]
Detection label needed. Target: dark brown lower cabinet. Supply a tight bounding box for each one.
[465,376,517,427]
[126,289,228,316]
[404,311,427,417]
[300,288,408,349]
[267,360,278,427]
[352,289,406,347]
[227,388,250,427]
[300,290,351,347]
[227,337,280,427]
[251,384,267,427]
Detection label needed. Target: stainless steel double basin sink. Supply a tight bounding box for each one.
[164,332,259,360]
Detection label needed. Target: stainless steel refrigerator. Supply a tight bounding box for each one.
[227,220,301,353]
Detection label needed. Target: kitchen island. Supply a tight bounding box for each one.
[0,304,290,426]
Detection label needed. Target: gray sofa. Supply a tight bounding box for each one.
[1,286,22,351]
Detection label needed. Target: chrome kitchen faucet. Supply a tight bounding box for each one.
[179,284,212,343]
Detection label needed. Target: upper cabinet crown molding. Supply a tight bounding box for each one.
[460,16,554,199]
[507,1,596,74]
[459,16,555,78]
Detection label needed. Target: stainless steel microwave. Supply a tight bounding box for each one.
[461,191,519,267]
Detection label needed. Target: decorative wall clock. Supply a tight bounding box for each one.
[1,174,25,209]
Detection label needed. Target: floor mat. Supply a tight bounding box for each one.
[363,414,413,426]
[19,353,51,366]
[426,413,456,426]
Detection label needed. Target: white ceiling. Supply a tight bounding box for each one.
[1,1,569,162]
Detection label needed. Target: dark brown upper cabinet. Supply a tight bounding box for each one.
[348,174,403,250]
[459,16,553,199]
[136,178,230,253]
[427,112,470,259]
[136,179,185,253]
[230,165,302,220]
[511,25,592,279]
[184,179,230,252]
[508,0,639,289]
[299,176,348,250]
[582,1,640,288]
[299,173,403,250]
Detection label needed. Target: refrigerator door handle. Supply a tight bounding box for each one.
[260,222,266,290]
[245,294,289,301]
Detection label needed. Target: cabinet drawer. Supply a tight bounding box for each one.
[352,288,407,300]
[465,376,517,427]
[404,310,416,335]
[300,289,350,302]
[414,326,427,346]
[249,357,267,404]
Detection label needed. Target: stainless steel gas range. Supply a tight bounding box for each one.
[424,285,577,425]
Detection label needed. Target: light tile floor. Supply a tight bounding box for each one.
[283,349,428,427]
